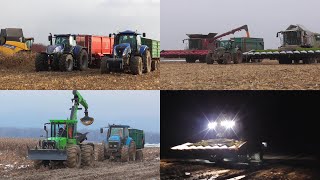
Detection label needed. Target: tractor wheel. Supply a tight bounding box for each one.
[186,57,196,63]
[59,54,73,72]
[129,141,136,161]
[102,141,110,159]
[94,144,104,161]
[66,145,81,168]
[199,57,206,63]
[130,56,143,75]
[151,60,159,71]
[51,54,60,71]
[223,53,232,64]
[35,53,49,71]
[78,50,89,71]
[293,59,300,64]
[234,50,243,64]
[33,160,43,169]
[81,144,94,167]
[100,58,110,74]
[206,53,214,64]
[121,145,129,162]
[136,149,144,161]
[143,50,152,73]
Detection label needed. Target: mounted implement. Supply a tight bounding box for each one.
[96,124,145,162]
[27,90,95,169]
[243,24,320,64]
[100,30,160,75]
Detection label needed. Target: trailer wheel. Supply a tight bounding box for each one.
[66,145,81,168]
[234,50,243,64]
[129,141,136,161]
[223,53,232,64]
[206,53,214,64]
[130,56,143,75]
[143,50,152,73]
[121,145,129,162]
[33,160,43,169]
[136,149,144,161]
[151,60,158,71]
[100,58,110,74]
[81,144,94,167]
[51,54,60,71]
[78,50,89,71]
[59,54,73,72]
[35,53,49,71]
[94,144,104,161]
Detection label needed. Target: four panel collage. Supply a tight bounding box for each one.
[0,0,319,179]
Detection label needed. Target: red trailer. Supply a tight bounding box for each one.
[76,35,114,67]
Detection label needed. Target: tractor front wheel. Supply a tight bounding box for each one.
[33,160,43,169]
[130,56,143,75]
[136,149,144,161]
[223,53,232,64]
[121,145,129,162]
[81,144,94,167]
[129,141,136,161]
[35,53,49,71]
[94,144,104,161]
[78,50,89,71]
[206,53,214,64]
[100,58,110,74]
[66,145,81,168]
[143,50,152,73]
[59,54,74,72]
[234,50,243,64]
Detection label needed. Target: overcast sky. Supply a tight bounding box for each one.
[0,0,160,44]
[161,0,320,50]
[0,90,160,132]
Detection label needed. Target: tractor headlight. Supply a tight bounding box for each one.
[208,122,217,129]
[221,120,235,129]
[122,47,131,58]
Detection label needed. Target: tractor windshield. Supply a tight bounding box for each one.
[51,123,67,137]
[282,31,301,46]
[55,36,69,46]
[118,35,137,48]
[110,127,123,137]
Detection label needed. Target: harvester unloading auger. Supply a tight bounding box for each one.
[27,90,95,169]
[243,24,320,64]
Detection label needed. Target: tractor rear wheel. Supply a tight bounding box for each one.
[143,50,152,73]
[51,54,60,71]
[130,56,143,75]
[81,144,94,167]
[78,50,89,71]
[129,141,136,161]
[59,54,73,72]
[35,53,49,71]
[234,50,243,64]
[121,145,129,162]
[100,58,110,74]
[206,53,214,64]
[136,149,144,161]
[33,160,43,169]
[66,145,81,168]
[94,144,104,161]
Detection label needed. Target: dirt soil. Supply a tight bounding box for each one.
[161,157,320,180]
[0,138,159,180]
[0,54,160,90]
[160,60,320,90]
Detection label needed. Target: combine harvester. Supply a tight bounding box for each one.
[243,24,320,64]
[27,90,96,168]
[0,28,34,56]
[35,33,113,72]
[96,124,145,162]
[171,118,267,165]
[101,30,160,75]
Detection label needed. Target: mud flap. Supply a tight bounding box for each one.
[27,149,67,161]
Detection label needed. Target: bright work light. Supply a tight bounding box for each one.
[221,120,235,129]
[208,122,218,129]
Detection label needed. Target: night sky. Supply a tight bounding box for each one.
[161,91,320,158]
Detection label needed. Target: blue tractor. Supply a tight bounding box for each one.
[97,124,145,162]
[100,30,152,75]
[35,34,89,72]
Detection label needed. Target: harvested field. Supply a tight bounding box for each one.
[160,59,320,90]
[0,54,160,90]
[0,138,159,180]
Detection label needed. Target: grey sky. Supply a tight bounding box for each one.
[161,0,320,50]
[1,0,160,44]
[0,90,160,132]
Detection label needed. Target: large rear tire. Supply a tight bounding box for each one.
[136,149,144,161]
[35,53,49,71]
[129,141,136,161]
[143,50,152,73]
[130,56,143,75]
[66,145,81,168]
[81,144,94,167]
[121,145,129,162]
[51,54,60,71]
[94,144,104,161]
[100,58,110,74]
[206,53,214,64]
[59,54,73,72]
[78,50,89,71]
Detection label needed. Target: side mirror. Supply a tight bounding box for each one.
[48,35,52,42]
[0,36,6,45]
[73,35,77,40]
[276,32,279,38]
[44,125,47,131]
[100,128,103,133]
[109,33,112,38]
[182,40,185,43]
[142,33,146,37]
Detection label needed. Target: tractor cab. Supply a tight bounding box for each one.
[48,34,77,47]
[100,125,130,150]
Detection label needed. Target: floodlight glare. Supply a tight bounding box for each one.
[208,122,217,129]
[221,120,235,129]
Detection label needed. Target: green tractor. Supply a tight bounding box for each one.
[206,39,243,64]
[96,124,145,162]
[27,90,95,168]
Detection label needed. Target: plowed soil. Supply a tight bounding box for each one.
[160,60,320,90]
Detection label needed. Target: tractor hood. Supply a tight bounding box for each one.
[46,44,63,54]
[114,43,131,58]
[108,135,121,142]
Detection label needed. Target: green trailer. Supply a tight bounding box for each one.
[141,37,160,59]
[129,128,145,149]
[232,37,264,52]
